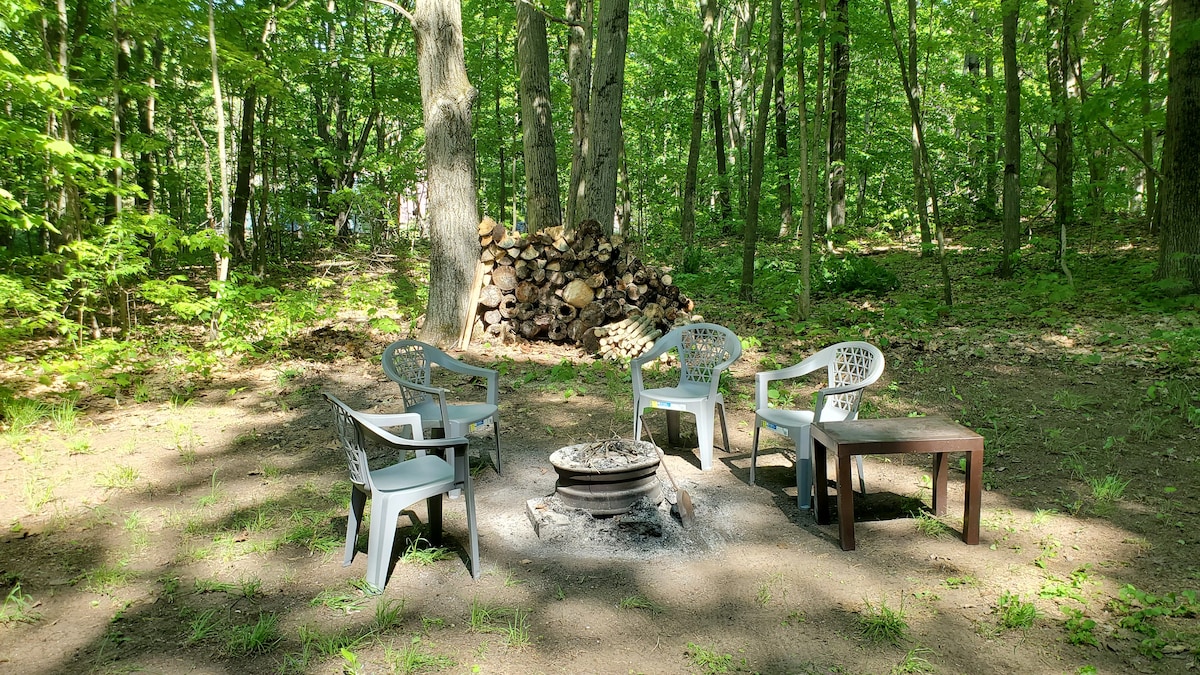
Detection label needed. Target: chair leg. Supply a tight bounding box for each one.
[716,402,732,453]
[491,418,502,476]
[633,402,644,443]
[695,409,715,471]
[427,494,444,545]
[855,454,867,494]
[463,473,481,580]
[366,495,402,593]
[795,429,814,510]
[750,423,762,485]
[344,487,367,567]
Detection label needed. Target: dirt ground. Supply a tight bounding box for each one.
[1,330,1198,674]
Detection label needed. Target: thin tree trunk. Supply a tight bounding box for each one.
[729,0,756,224]
[710,69,733,227]
[229,85,256,262]
[583,0,629,234]
[494,33,507,227]
[1141,0,1156,229]
[1001,0,1021,278]
[208,1,231,339]
[907,0,930,249]
[825,0,848,248]
[984,38,997,218]
[794,0,812,318]
[1047,0,1074,285]
[516,0,562,233]
[681,0,718,250]
[814,0,830,249]
[773,0,793,239]
[565,0,592,232]
[741,0,782,300]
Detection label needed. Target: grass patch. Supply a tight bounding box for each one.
[387,636,456,674]
[224,612,281,656]
[400,537,454,567]
[618,594,662,612]
[0,584,39,624]
[994,591,1039,630]
[95,464,139,490]
[685,642,736,674]
[859,597,908,645]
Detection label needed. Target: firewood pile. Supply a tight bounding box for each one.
[472,218,696,358]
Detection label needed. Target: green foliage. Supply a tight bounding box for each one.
[994,592,1039,630]
[858,598,908,645]
[224,613,281,656]
[0,583,39,625]
[1109,585,1200,659]
[813,254,899,297]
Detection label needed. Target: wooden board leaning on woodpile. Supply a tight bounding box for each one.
[472,217,697,359]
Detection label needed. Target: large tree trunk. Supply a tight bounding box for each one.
[728,0,755,225]
[208,0,231,339]
[1001,0,1021,278]
[583,0,629,234]
[773,0,793,239]
[680,0,718,250]
[565,0,592,232]
[135,37,161,215]
[741,0,781,300]
[813,0,829,250]
[1157,0,1200,292]
[825,0,848,246]
[516,0,561,234]
[413,0,482,346]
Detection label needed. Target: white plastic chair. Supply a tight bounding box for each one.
[751,341,884,510]
[324,393,480,591]
[632,323,742,471]
[382,340,502,475]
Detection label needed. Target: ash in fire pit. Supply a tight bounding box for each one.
[548,439,663,516]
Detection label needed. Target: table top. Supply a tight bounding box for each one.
[811,416,983,450]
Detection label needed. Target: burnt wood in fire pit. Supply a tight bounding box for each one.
[549,439,663,516]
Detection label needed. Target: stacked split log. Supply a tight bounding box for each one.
[473,218,695,357]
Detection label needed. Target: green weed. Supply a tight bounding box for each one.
[1062,608,1100,647]
[1087,474,1130,503]
[891,647,936,674]
[2,398,49,436]
[224,613,281,656]
[994,591,1039,630]
[95,464,139,490]
[859,598,908,645]
[387,636,456,674]
[911,511,953,538]
[49,399,79,435]
[0,584,39,624]
[401,537,453,567]
[185,608,223,645]
[311,588,366,614]
[82,562,131,594]
[618,594,662,612]
[373,598,405,632]
[22,476,54,511]
[502,609,531,649]
[685,642,735,674]
[1108,584,1200,659]
[197,469,221,507]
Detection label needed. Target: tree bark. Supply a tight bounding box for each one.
[680,0,718,250]
[741,0,781,300]
[1141,0,1156,229]
[1157,0,1200,292]
[565,0,592,232]
[773,0,793,239]
[229,85,256,262]
[709,70,733,226]
[1001,0,1021,278]
[583,0,629,234]
[208,1,231,338]
[825,0,848,246]
[794,0,812,318]
[516,0,562,234]
[413,0,482,346]
[1046,0,1074,285]
[907,0,930,249]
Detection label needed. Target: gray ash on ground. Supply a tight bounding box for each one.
[549,438,659,471]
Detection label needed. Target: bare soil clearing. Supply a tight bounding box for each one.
[1,327,1198,674]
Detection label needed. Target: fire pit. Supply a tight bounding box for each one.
[548,439,663,516]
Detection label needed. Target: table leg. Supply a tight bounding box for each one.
[963,447,983,545]
[837,450,856,551]
[666,410,682,446]
[427,495,444,545]
[814,438,830,525]
[931,452,949,516]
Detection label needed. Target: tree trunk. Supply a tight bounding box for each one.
[680,0,718,250]
[773,0,793,239]
[1141,0,1156,229]
[907,0,930,249]
[208,1,231,339]
[1047,0,1074,285]
[516,0,562,234]
[825,0,848,246]
[984,40,997,219]
[814,0,829,250]
[565,0,592,232]
[794,0,812,318]
[413,0,482,346]
[729,0,755,225]
[709,70,733,226]
[135,37,161,215]
[495,33,507,227]
[583,0,629,234]
[741,0,781,300]
[1001,0,1021,278]
[1157,0,1200,292]
[110,0,131,223]
[229,85,256,262]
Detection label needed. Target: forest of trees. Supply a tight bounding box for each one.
[1,0,1198,350]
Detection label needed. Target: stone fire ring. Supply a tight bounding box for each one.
[548,440,664,516]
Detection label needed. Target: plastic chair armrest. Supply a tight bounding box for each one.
[355,411,425,440]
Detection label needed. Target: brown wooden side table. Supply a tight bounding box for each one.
[812,416,984,551]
